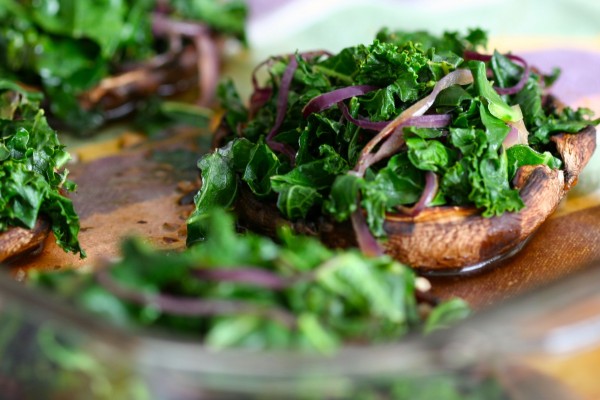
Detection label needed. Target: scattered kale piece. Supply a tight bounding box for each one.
[351,373,509,400]
[30,209,469,352]
[187,28,597,243]
[0,80,84,257]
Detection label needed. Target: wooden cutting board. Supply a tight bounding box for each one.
[9,130,202,276]
[429,202,600,308]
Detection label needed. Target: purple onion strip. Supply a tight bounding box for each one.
[302,85,379,118]
[266,56,297,142]
[300,50,334,59]
[249,86,273,119]
[463,50,531,95]
[192,267,292,290]
[495,54,530,95]
[463,50,493,62]
[396,171,439,216]
[350,198,384,257]
[249,58,277,117]
[502,125,520,148]
[267,140,297,161]
[154,0,171,14]
[151,13,219,106]
[251,50,330,97]
[152,13,208,37]
[249,51,333,161]
[360,114,452,174]
[251,58,275,92]
[95,267,296,328]
[264,56,299,162]
[354,69,473,176]
[195,34,219,106]
[337,101,388,131]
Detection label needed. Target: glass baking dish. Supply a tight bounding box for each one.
[1,261,600,399]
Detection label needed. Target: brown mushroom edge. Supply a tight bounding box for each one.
[236,126,597,275]
[0,217,51,265]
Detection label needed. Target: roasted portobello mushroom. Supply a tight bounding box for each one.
[0,81,84,263]
[0,0,247,133]
[187,29,597,273]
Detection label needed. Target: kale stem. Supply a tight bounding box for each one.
[192,267,293,290]
[349,204,384,257]
[95,266,297,329]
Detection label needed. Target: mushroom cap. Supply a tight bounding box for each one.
[236,126,597,273]
[0,217,50,264]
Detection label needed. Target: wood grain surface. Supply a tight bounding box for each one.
[10,126,600,313]
[9,132,201,275]
[429,203,600,308]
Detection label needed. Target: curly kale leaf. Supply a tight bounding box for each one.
[0,82,84,256]
[33,208,469,352]
[194,28,597,243]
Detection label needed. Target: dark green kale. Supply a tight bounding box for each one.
[0,282,503,399]
[0,0,247,133]
[0,80,84,256]
[187,28,597,244]
[168,0,247,40]
[30,209,469,352]
[351,373,509,400]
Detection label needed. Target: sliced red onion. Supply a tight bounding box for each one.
[354,68,473,176]
[396,171,439,216]
[338,103,451,137]
[251,58,276,92]
[463,50,531,96]
[152,13,209,37]
[193,267,292,290]
[151,13,219,106]
[95,267,296,328]
[249,51,333,161]
[503,116,529,148]
[302,85,379,118]
[493,55,530,96]
[264,51,332,137]
[502,125,520,148]
[337,101,388,131]
[249,57,279,117]
[195,33,219,106]
[299,50,334,59]
[266,56,297,142]
[363,114,452,172]
[154,0,171,14]
[263,56,299,162]
[250,50,329,94]
[462,50,492,62]
[249,86,273,119]
[349,194,384,257]
[267,140,297,161]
